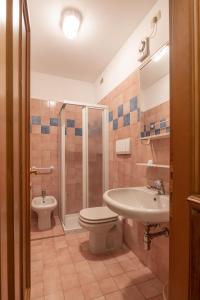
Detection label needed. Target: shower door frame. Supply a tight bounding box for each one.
[59,101,109,226]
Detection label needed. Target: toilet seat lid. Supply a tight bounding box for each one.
[80,207,118,223]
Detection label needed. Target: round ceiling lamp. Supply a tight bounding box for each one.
[61,8,82,40]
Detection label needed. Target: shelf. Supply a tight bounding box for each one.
[140,132,170,141]
[136,163,170,169]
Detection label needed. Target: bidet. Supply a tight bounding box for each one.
[31,195,57,230]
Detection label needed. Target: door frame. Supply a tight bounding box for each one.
[169,0,200,299]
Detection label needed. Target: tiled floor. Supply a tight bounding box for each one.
[31,216,65,241]
[31,231,164,300]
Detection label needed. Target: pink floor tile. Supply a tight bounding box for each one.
[78,269,96,286]
[119,258,139,272]
[31,271,43,285]
[105,291,124,300]
[59,263,76,276]
[82,282,103,300]
[126,267,155,285]
[113,273,133,290]
[64,287,85,300]
[136,278,163,299]
[74,260,91,273]
[43,278,62,296]
[105,262,124,277]
[31,216,64,241]
[90,262,110,281]
[61,273,80,291]
[30,232,164,300]
[44,291,64,300]
[122,286,145,300]
[31,282,44,299]
[98,277,118,295]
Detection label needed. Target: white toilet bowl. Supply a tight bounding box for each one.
[79,206,122,254]
[31,196,57,230]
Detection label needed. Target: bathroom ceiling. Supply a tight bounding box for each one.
[28,0,157,82]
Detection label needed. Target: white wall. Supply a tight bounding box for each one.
[140,74,169,111]
[31,71,95,104]
[94,0,169,102]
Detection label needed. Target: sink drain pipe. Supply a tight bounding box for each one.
[144,223,169,251]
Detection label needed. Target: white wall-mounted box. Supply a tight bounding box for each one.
[116,138,131,155]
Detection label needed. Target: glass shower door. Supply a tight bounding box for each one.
[64,104,83,228]
[88,108,103,207]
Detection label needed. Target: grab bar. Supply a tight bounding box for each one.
[30,166,54,175]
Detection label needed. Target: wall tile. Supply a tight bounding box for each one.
[113,119,118,130]
[99,70,170,283]
[41,125,50,134]
[66,119,75,128]
[50,117,59,126]
[130,96,138,112]
[75,128,82,136]
[109,111,113,122]
[118,105,123,118]
[123,113,130,127]
[32,116,41,125]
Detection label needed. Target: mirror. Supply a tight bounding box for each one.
[139,44,170,138]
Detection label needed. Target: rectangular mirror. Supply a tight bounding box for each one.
[139,44,170,138]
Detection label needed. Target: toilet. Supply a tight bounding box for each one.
[31,196,57,230]
[79,206,122,254]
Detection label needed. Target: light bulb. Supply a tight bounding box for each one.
[62,10,81,40]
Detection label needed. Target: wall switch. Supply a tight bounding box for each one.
[116,138,131,155]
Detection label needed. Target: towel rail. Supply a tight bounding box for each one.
[30,166,54,175]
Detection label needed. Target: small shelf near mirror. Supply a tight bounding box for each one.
[136,163,170,169]
[140,132,170,142]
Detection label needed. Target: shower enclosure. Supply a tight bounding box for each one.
[59,101,109,230]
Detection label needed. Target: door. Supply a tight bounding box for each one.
[0,0,30,299]
[169,0,200,299]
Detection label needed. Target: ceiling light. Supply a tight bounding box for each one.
[152,45,169,62]
[61,9,82,40]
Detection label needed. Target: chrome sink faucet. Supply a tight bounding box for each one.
[147,179,165,195]
[41,190,46,203]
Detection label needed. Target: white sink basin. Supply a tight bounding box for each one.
[103,187,169,223]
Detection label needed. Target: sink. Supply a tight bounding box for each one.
[103,187,169,223]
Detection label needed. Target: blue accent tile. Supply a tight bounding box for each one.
[75,128,82,136]
[160,119,167,129]
[137,108,141,121]
[118,105,123,118]
[109,111,113,122]
[140,132,145,138]
[41,125,50,134]
[123,113,130,127]
[66,119,75,128]
[50,117,58,126]
[155,129,161,135]
[113,119,118,130]
[32,116,41,125]
[130,96,138,112]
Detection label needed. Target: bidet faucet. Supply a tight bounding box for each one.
[147,179,165,195]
